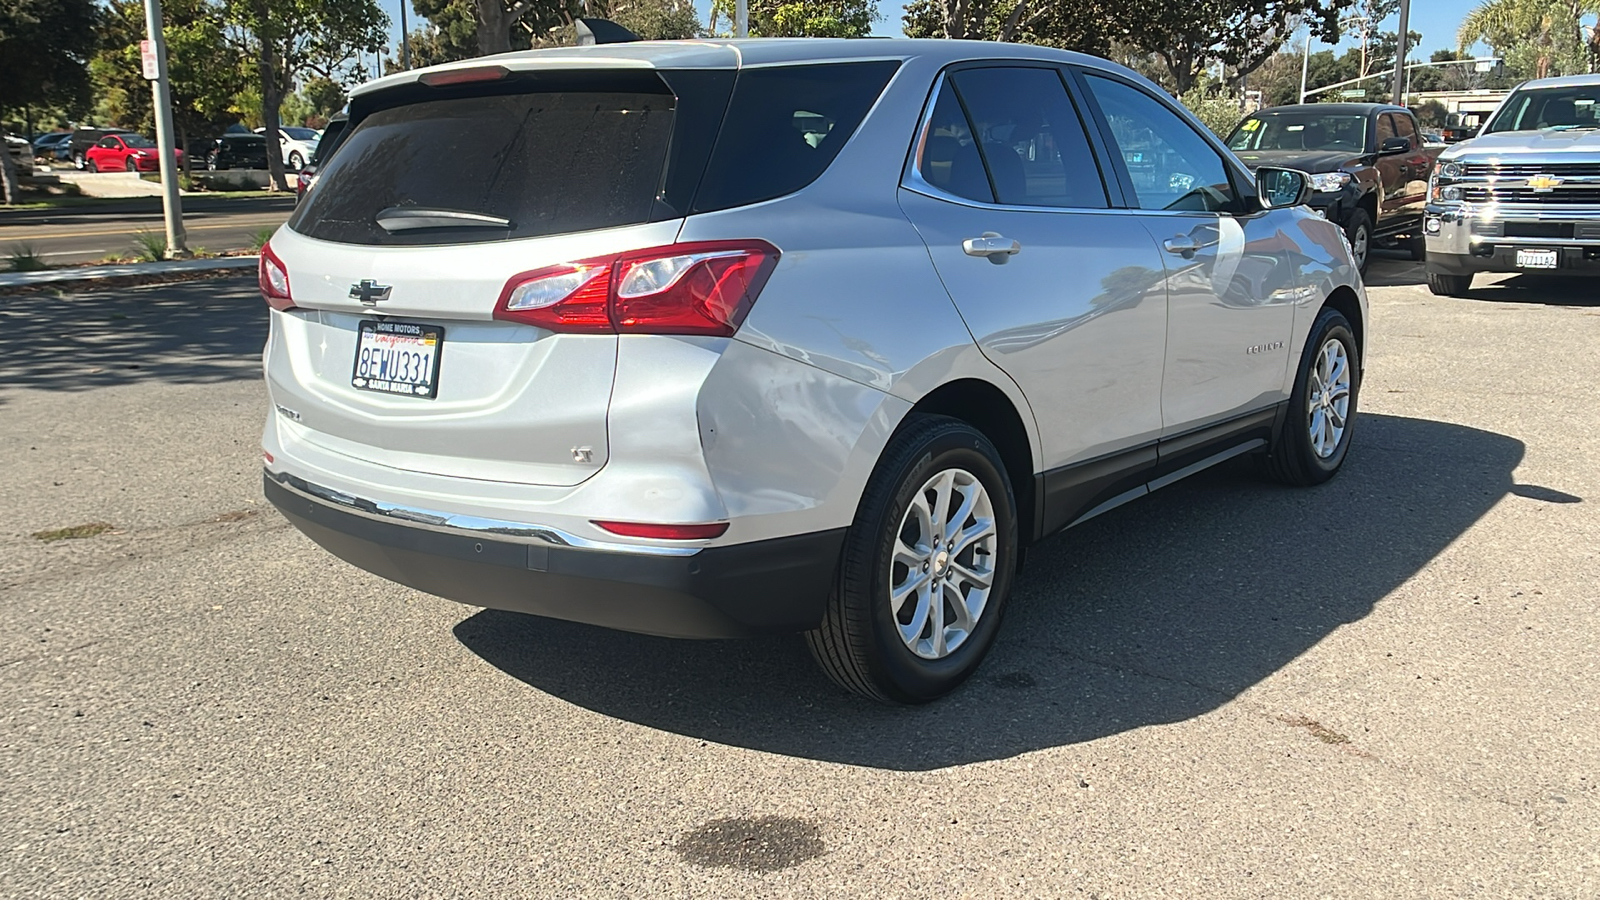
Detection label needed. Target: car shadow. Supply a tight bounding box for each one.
[1362,250,1424,287]
[454,413,1523,770]
[1462,273,1600,307]
[0,275,264,400]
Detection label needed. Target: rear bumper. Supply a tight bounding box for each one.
[264,471,844,639]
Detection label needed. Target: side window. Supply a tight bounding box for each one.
[98,137,118,149]
[1082,74,1236,213]
[946,67,1109,209]
[1390,112,1416,147]
[1375,114,1397,144]
[914,78,993,203]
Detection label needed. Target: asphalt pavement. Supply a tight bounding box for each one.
[0,196,295,264]
[1,256,1595,898]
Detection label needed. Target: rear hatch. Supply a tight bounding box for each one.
[268,66,731,486]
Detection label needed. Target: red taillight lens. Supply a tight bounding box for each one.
[493,241,780,337]
[258,240,294,311]
[418,65,510,87]
[592,520,730,540]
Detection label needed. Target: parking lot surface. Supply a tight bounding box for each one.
[2,256,1596,898]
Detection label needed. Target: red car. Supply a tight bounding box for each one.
[83,133,184,173]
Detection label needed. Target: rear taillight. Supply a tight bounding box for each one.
[258,240,294,311]
[494,240,779,336]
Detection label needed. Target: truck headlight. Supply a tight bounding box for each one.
[1429,163,1465,204]
[1309,172,1352,193]
[1438,161,1462,180]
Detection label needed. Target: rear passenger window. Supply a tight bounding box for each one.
[691,61,900,213]
[948,67,1108,209]
[916,79,993,203]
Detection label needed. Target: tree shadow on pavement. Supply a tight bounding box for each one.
[455,413,1523,770]
[0,276,264,399]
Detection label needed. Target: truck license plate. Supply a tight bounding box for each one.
[351,320,444,399]
[1515,249,1559,269]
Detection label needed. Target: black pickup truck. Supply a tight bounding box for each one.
[1226,103,1439,273]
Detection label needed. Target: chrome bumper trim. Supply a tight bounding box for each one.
[265,468,703,557]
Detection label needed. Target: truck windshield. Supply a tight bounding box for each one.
[1484,86,1600,132]
[1227,113,1368,153]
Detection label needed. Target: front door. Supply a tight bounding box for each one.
[898,65,1169,485]
[1077,72,1298,436]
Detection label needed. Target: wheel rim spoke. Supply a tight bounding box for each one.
[1306,337,1352,459]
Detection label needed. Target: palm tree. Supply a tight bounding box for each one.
[1458,0,1600,77]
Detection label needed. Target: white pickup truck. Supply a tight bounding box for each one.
[1425,74,1600,295]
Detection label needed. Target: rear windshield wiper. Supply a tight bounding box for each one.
[375,207,512,232]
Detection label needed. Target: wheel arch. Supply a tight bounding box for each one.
[906,378,1039,545]
[1322,284,1365,359]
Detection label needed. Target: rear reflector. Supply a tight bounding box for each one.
[258,241,294,311]
[592,520,730,540]
[494,240,779,336]
[418,65,510,87]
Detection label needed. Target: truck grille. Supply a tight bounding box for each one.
[1462,186,1600,204]
[1460,162,1600,178]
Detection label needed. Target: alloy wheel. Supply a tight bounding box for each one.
[1307,337,1351,459]
[888,467,998,660]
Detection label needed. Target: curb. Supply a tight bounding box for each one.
[0,256,257,293]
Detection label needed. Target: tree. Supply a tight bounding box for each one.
[223,0,388,190]
[451,0,699,55]
[1459,0,1600,78]
[711,0,877,36]
[0,0,99,203]
[93,0,245,174]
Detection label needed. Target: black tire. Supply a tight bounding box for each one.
[84,159,98,173]
[1407,233,1426,261]
[73,151,85,170]
[1426,272,1471,296]
[1344,208,1373,275]
[125,156,138,173]
[806,415,1019,704]
[288,151,304,170]
[1263,308,1360,487]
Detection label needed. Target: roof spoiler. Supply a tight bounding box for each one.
[575,17,641,45]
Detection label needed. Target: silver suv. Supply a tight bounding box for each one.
[261,38,1367,703]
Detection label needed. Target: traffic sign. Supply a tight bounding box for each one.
[1338,89,1367,98]
[140,40,159,80]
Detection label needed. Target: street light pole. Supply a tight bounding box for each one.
[399,0,410,70]
[141,0,187,258]
[736,0,747,37]
[1391,0,1412,105]
[1299,28,1312,103]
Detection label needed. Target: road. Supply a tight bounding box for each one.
[0,196,295,264]
[1,256,1596,898]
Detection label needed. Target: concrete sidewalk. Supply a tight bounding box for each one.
[0,255,256,288]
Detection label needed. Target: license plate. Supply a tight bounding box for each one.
[351,320,444,399]
[1515,248,1559,269]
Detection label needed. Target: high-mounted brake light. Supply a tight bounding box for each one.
[592,520,730,540]
[418,65,510,87]
[258,240,294,311]
[493,241,780,336]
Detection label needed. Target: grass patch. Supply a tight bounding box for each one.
[248,226,275,252]
[32,522,116,542]
[6,242,48,272]
[130,230,167,262]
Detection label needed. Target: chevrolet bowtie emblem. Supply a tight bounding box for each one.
[1526,174,1563,192]
[350,279,392,304]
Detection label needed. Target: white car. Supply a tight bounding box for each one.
[255,126,320,170]
[5,135,34,176]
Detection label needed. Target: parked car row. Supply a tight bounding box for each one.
[23,125,324,172]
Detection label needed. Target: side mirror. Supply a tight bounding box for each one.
[1256,166,1310,210]
[1379,136,1410,155]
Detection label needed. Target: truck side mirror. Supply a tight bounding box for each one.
[1379,136,1410,155]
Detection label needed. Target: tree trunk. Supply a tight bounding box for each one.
[944,0,969,40]
[260,38,289,192]
[477,0,513,55]
[0,132,18,206]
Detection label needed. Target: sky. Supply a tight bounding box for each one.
[378,0,1487,62]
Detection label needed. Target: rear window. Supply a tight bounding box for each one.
[691,61,900,213]
[289,62,898,246]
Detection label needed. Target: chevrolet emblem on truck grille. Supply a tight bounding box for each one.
[1526,174,1564,192]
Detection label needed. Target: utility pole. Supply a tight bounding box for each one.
[1391,0,1412,106]
[399,0,410,69]
[1299,28,1311,103]
[736,0,747,37]
[142,0,188,258]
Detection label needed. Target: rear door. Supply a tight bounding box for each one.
[1372,112,1409,224]
[898,65,1169,507]
[1076,71,1297,437]
[268,68,727,487]
[1388,112,1431,222]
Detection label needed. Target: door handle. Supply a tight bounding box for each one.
[963,232,1022,264]
[1163,234,1199,258]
